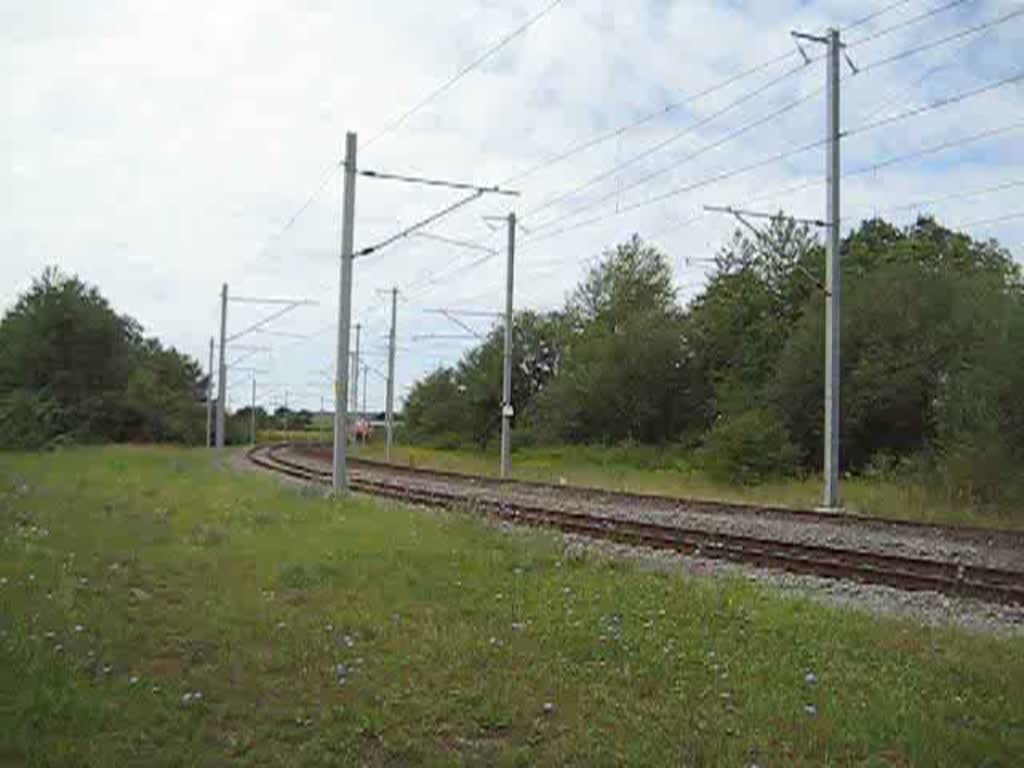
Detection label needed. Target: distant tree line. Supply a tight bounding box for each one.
[403,216,1024,503]
[0,268,207,449]
[227,405,322,442]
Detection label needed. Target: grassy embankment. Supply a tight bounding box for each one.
[2,447,1020,766]
[349,440,1022,531]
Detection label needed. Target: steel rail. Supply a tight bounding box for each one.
[290,444,1024,547]
[248,444,1024,606]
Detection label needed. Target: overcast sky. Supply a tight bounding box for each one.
[5,0,1023,413]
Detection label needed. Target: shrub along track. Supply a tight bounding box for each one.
[248,443,1024,606]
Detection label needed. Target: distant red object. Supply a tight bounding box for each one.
[352,418,373,441]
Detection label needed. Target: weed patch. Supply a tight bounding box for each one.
[189,522,230,548]
[277,561,340,590]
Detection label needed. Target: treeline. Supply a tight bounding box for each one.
[0,268,207,449]
[404,216,1024,502]
[227,406,324,439]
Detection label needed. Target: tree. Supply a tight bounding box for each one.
[403,367,469,447]
[0,268,206,448]
[403,311,567,449]
[773,217,1024,476]
[569,234,678,328]
[0,267,136,440]
[532,236,700,443]
[687,216,821,419]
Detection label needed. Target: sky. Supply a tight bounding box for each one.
[4,0,1023,414]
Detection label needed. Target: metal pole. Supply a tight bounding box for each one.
[362,365,368,420]
[386,286,397,461]
[333,131,357,493]
[216,283,228,448]
[352,323,361,412]
[250,374,256,445]
[823,28,841,509]
[206,336,214,447]
[500,212,516,478]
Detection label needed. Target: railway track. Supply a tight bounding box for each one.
[248,443,1024,606]
[294,444,1023,546]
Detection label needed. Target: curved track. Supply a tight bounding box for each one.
[248,443,1024,606]
[296,446,1021,546]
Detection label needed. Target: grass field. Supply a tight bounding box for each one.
[1,446,1022,766]
[350,441,1023,531]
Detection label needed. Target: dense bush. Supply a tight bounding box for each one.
[697,408,800,484]
[0,268,206,449]
[0,389,68,450]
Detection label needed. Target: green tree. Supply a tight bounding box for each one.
[688,216,821,419]
[404,311,567,449]
[533,236,700,443]
[773,217,1024,478]
[0,268,206,448]
[698,407,799,484]
[403,367,469,447]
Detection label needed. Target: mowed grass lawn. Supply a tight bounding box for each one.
[1,447,1022,766]
[352,441,1023,531]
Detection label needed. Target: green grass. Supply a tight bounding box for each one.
[1,446,1022,766]
[353,441,1023,530]
[258,429,330,444]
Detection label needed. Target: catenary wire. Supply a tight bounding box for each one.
[523,60,818,219]
[846,0,971,48]
[500,0,924,189]
[390,9,1024,323]
[380,4,1010,309]
[362,0,567,150]
[523,115,1024,247]
[521,0,982,226]
[524,35,1024,238]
